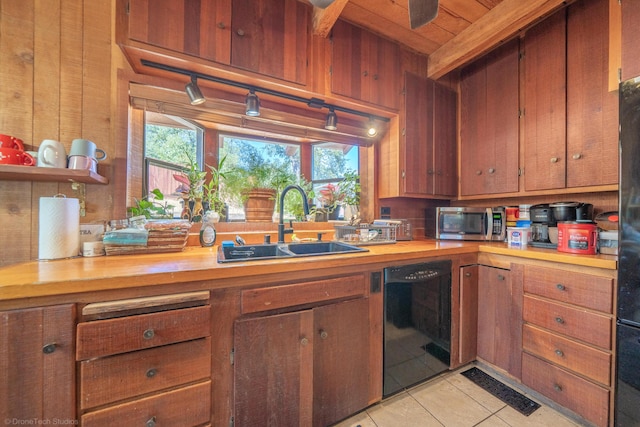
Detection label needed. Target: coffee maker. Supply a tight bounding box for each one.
[530,204,556,248]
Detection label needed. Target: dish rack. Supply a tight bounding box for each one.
[334,223,396,245]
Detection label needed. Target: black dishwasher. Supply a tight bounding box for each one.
[383,260,452,397]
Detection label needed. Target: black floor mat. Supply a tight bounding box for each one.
[461,367,540,416]
[422,342,450,365]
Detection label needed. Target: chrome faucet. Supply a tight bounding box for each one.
[278,185,310,243]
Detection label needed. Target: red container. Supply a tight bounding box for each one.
[557,222,597,255]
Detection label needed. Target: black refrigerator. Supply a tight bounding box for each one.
[616,76,640,425]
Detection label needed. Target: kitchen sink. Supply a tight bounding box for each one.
[217,241,368,263]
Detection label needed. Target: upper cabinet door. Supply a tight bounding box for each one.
[460,39,520,197]
[621,0,640,82]
[231,0,309,85]
[523,9,567,192]
[566,0,618,188]
[127,0,232,65]
[331,20,400,110]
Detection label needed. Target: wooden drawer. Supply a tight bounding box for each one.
[77,306,210,360]
[522,324,611,386]
[241,274,366,314]
[523,295,612,349]
[81,380,211,427]
[523,265,613,313]
[522,353,609,427]
[80,337,211,410]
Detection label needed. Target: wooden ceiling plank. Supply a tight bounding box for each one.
[439,0,491,22]
[427,0,569,79]
[312,0,349,37]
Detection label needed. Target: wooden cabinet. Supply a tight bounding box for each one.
[234,274,372,427]
[0,305,76,423]
[459,39,520,197]
[566,0,618,188]
[391,72,456,198]
[520,265,614,427]
[125,0,309,85]
[523,9,567,191]
[459,265,478,365]
[621,0,640,81]
[330,20,400,110]
[126,0,232,65]
[230,0,309,85]
[476,264,522,378]
[76,293,212,427]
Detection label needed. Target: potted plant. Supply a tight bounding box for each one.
[202,155,229,222]
[223,149,296,222]
[128,188,175,219]
[318,183,345,220]
[173,151,207,222]
[340,170,361,220]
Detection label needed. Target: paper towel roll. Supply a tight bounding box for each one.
[39,196,80,260]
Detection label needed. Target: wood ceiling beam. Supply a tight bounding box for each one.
[427,0,571,79]
[312,0,350,37]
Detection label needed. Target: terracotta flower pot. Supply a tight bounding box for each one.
[244,188,277,222]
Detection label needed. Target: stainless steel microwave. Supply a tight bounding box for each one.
[425,207,506,241]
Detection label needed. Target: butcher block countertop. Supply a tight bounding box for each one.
[0,239,617,307]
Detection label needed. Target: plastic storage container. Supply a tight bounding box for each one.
[557,222,597,255]
[507,226,531,248]
[598,230,618,255]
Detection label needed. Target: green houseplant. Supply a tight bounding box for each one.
[202,155,229,221]
[128,188,175,219]
[173,151,207,222]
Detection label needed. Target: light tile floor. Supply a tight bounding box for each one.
[334,365,588,427]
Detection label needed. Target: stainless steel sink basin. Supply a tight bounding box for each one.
[286,241,368,255]
[217,241,368,263]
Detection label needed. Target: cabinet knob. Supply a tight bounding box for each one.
[42,343,57,354]
[236,29,245,36]
[300,337,309,346]
[146,368,157,378]
[555,349,564,357]
[572,153,582,160]
[319,330,328,340]
[373,74,379,80]
[497,274,505,281]
[143,329,155,340]
[217,22,226,29]
[476,170,482,175]
[553,383,563,392]
[555,316,565,324]
[427,169,434,175]
[464,272,472,277]
[550,157,559,163]
[556,283,566,291]
[362,70,369,77]
[488,168,495,174]
[146,416,156,427]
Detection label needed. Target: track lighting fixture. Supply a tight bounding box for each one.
[366,117,378,137]
[245,89,260,117]
[185,75,206,105]
[324,108,338,131]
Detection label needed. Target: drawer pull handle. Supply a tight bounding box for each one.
[476,170,482,175]
[42,343,57,354]
[550,157,559,163]
[556,283,566,291]
[146,416,156,427]
[555,349,564,357]
[464,272,472,277]
[572,153,582,160]
[143,329,155,340]
[553,383,562,392]
[300,337,309,346]
[488,168,496,174]
[320,330,328,340]
[555,317,565,324]
[146,368,157,378]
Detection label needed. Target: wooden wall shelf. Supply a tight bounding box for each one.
[0,165,108,184]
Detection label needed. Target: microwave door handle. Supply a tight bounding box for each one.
[485,208,493,240]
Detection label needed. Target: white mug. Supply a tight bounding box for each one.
[37,139,67,168]
[70,138,106,161]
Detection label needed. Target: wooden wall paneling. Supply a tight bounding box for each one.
[0,0,35,265]
[621,0,640,81]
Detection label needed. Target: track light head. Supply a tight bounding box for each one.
[325,109,338,131]
[366,117,378,137]
[185,76,206,105]
[245,89,260,117]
